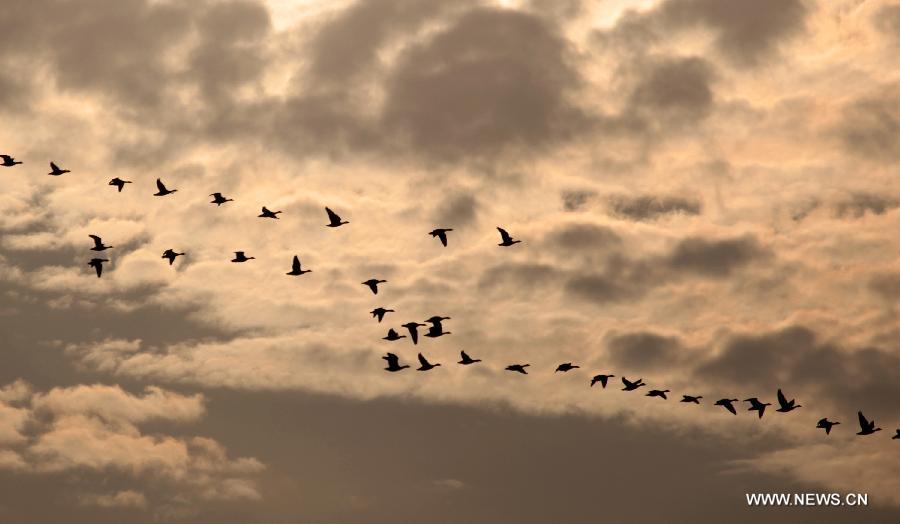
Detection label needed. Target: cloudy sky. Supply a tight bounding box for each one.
[1,0,899,521]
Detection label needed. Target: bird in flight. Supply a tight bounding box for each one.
[154,178,177,196]
[816,418,840,435]
[417,353,441,371]
[109,178,132,192]
[423,322,450,339]
[856,411,881,436]
[383,328,406,341]
[325,207,348,227]
[621,377,645,391]
[555,362,580,373]
[1,155,22,167]
[88,258,108,278]
[362,279,387,295]
[210,193,233,206]
[370,307,394,322]
[775,389,801,413]
[429,228,453,247]
[647,389,670,400]
[259,206,282,219]
[458,351,481,365]
[88,235,112,251]
[231,251,255,263]
[745,397,772,419]
[286,255,311,276]
[505,364,530,374]
[48,162,70,176]
[496,227,521,247]
[383,352,409,372]
[590,374,614,388]
[162,249,185,266]
[680,395,702,404]
[715,398,739,415]
[402,322,426,345]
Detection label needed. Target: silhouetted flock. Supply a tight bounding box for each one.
[3,157,899,442]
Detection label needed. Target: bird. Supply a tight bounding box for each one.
[423,323,450,338]
[88,235,112,251]
[506,364,530,374]
[210,193,233,206]
[87,258,108,278]
[370,307,394,322]
[856,411,882,436]
[745,397,772,419]
[402,322,426,345]
[286,255,311,276]
[555,362,580,373]
[621,377,645,391]
[647,389,670,400]
[161,249,185,265]
[108,178,132,192]
[775,389,801,413]
[1,155,22,167]
[816,418,840,435]
[429,228,453,247]
[497,227,521,247]
[893,429,900,440]
[48,162,69,176]
[590,374,614,388]
[362,279,387,295]
[154,178,177,196]
[258,206,282,219]
[383,353,409,372]
[417,353,441,371]
[681,395,702,404]
[458,351,481,365]
[325,207,348,227]
[231,251,255,263]
[425,315,451,327]
[383,328,406,341]
[715,398,739,415]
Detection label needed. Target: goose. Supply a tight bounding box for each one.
[775,389,801,413]
[88,235,112,251]
[680,395,702,404]
[417,353,441,371]
[497,227,521,247]
[383,352,409,372]
[715,398,739,415]
[259,206,282,219]
[429,228,453,247]
[816,418,840,435]
[48,161,69,176]
[383,328,406,342]
[590,374,614,388]
[109,178,132,192]
[745,397,772,419]
[458,351,481,365]
[647,389,670,400]
[362,279,387,295]
[325,207,348,227]
[87,258,108,278]
[621,377,646,391]
[153,178,177,196]
[505,364,530,374]
[210,193,233,206]
[555,362,580,373]
[0,155,22,167]
[856,411,882,436]
[161,249,185,265]
[286,255,311,276]
[231,251,255,263]
[402,322,426,345]
[370,307,394,322]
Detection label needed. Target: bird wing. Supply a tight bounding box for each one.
[0,155,10,161]
[326,207,341,223]
[497,227,511,242]
[292,256,301,271]
[460,350,470,361]
[776,389,788,407]
[383,353,398,365]
[858,411,869,429]
[417,353,429,366]
[88,234,101,246]
[92,261,102,277]
[156,179,167,192]
[50,161,59,171]
[725,403,737,415]
[438,231,448,246]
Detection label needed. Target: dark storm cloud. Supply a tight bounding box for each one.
[608,194,702,221]
[832,192,899,218]
[561,190,597,212]
[544,222,622,251]
[431,192,479,229]
[867,272,900,301]
[836,85,900,163]
[605,331,684,369]
[627,56,716,125]
[874,4,900,45]
[665,235,768,277]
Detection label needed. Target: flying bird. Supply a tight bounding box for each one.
[715,398,739,415]
[286,255,311,276]
[816,418,840,435]
[383,352,409,372]
[154,178,177,196]
[425,315,451,325]
[87,258,108,278]
[325,207,348,227]
[383,328,406,341]
[681,395,702,404]
[423,323,451,338]
[1,155,22,167]
[362,279,387,295]
[162,249,185,265]
[621,377,645,391]
[370,307,394,322]
[48,162,69,176]
[505,364,530,374]
[88,235,112,251]
[856,411,882,436]
[210,193,233,206]
[590,374,614,388]
[231,251,255,263]
[402,322,426,345]
[775,389,801,413]
[417,353,441,371]
[259,206,282,219]
[555,362,580,373]
[109,178,132,192]
[647,389,670,400]
[745,397,772,419]
[458,351,481,365]
[496,227,521,247]
[429,228,453,247]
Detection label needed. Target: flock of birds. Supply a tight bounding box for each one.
[3,155,899,441]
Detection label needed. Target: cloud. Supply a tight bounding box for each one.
[665,235,769,277]
[608,194,702,221]
[78,490,149,509]
[836,85,900,163]
[605,331,685,370]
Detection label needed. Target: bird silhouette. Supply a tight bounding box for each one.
[286,255,311,276]
[775,389,801,413]
[555,362,580,372]
[231,251,255,263]
[621,377,645,391]
[402,322,426,344]
[210,193,233,206]
[87,258,108,278]
[162,249,185,265]
[590,374,614,388]
[647,389,670,400]
[425,315,451,325]
[745,397,772,419]
[506,364,530,374]
[1,155,22,167]
[458,351,481,365]
[417,353,441,371]
[383,352,409,372]
[816,418,840,435]
[109,178,132,192]
[325,207,348,227]
[893,429,900,440]
[154,178,177,196]
[259,206,282,219]
[681,395,702,404]
[370,307,394,322]
[48,162,70,176]
[362,279,387,295]
[715,398,739,415]
[429,228,453,247]
[383,328,406,341]
[88,235,112,251]
[856,411,882,436]
[423,323,451,338]
[497,227,521,247]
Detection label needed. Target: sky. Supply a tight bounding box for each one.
[1,0,899,521]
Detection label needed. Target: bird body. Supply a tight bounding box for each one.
[210,193,233,206]
[231,251,255,263]
[286,255,311,276]
[621,377,645,391]
[402,322,426,345]
[745,397,772,419]
[88,235,112,251]
[109,178,132,192]
[506,364,530,374]
[0,155,22,167]
[715,398,739,415]
[647,389,670,400]
[590,374,614,388]
[775,389,801,413]
[370,308,394,322]
[856,411,881,436]
[363,279,387,295]
[259,206,281,219]
[424,317,450,338]
[154,178,177,196]
[87,258,108,278]
[681,395,702,404]
[816,418,840,435]
[325,207,348,227]
[383,328,406,341]
[429,228,453,247]
[383,353,409,372]
[162,249,185,265]
[458,351,481,365]
[417,353,441,371]
[555,362,580,373]
[497,227,521,247]
[48,162,70,176]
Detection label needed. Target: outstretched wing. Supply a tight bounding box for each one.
[858,411,869,429]
[460,350,470,361]
[776,389,788,407]
[292,256,301,272]
[383,353,399,366]
[156,178,167,192]
[0,155,10,162]
[497,227,512,243]
[50,161,59,171]
[417,353,429,366]
[88,234,101,247]
[326,207,342,222]
[725,402,737,415]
